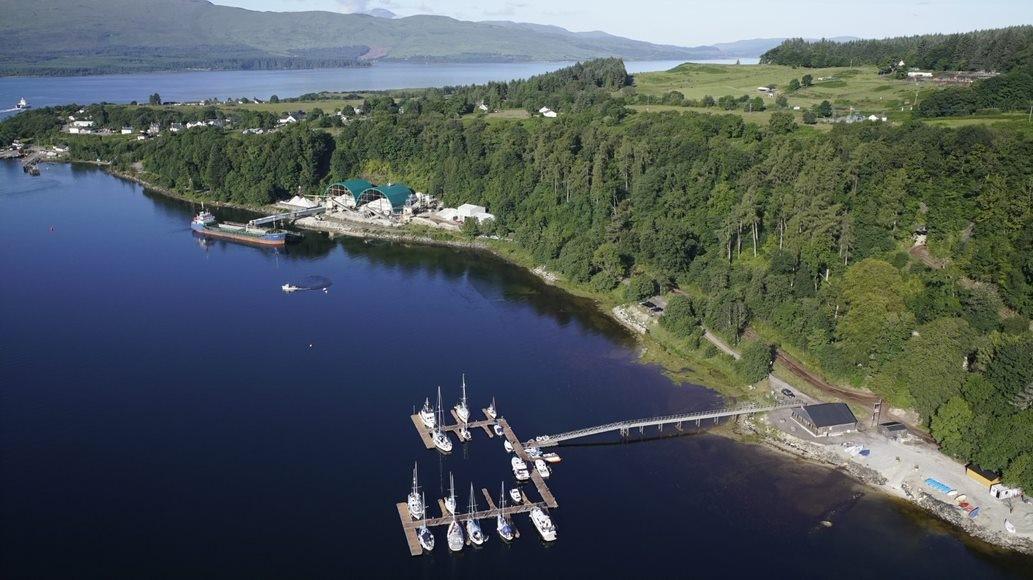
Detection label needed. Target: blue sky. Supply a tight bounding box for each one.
[215,0,1033,45]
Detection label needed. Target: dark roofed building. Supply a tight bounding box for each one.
[791,403,857,437]
[878,421,909,440]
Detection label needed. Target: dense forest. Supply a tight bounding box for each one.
[760,26,1033,71]
[3,59,1032,490]
[761,26,1033,118]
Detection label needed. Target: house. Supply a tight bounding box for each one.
[186,121,205,129]
[907,71,934,79]
[791,403,857,437]
[148,123,161,135]
[538,107,557,118]
[867,114,888,122]
[478,103,489,112]
[169,122,184,133]
[120,126,133,134]
[877,421,909,440]
[966,465,1002,490]
[278,111,306,124]
[52,145,69,154]
[72,119,94,128]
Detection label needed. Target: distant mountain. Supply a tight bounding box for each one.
[362,8,396,19]
[0,0,720,75]
[712,37,860,57]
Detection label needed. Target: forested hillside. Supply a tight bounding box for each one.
[4,60,1032,490]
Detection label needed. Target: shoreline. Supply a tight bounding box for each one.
[94,162,1033,557]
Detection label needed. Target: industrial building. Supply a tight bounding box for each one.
[791,403,858,437]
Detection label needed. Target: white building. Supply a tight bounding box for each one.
[478,103,489,111]
[72,119,94,128]
[120,126,133,134]
[990,484,1023,500]
[457,203,496,224]
[907,71,934,79]
[538,107,557,118]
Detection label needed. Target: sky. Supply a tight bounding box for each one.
[212,0,1033,46]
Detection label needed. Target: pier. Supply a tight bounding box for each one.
[247,205,325,226]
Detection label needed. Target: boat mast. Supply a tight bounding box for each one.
[460,374,467,409]
[499,482,506,511]
[468,482,477,515]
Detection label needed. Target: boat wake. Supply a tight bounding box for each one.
[283,275,333,292]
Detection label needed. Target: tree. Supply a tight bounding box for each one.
[461,216,480,238]
[836,259,915,372]
[801,74,813,87]
[888,318,974,418]
[802,110,817,124]
[818,100,833,117]
[627,274,659,302]
[775,94,788,109]
[702,95,716,107]
[269,95,280,103]
[737,340,774,383]
[768,112,797,134]
[661,294,699,337]
[748,96,765,112]
[787,78,801,92]
[931,396,975,459]
[148,93,162,105]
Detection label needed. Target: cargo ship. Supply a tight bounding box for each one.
[191,209,287,246]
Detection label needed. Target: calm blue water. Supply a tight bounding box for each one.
[1,161,1031,579]
[0,60,690,113]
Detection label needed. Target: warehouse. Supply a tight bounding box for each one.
[791,403,858,437]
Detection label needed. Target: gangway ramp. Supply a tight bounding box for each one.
[248,206,324,226]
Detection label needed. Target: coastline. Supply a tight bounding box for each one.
[95,162,1033,557]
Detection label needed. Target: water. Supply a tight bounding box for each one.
[0,60,688,113]
[1,161,1030,579]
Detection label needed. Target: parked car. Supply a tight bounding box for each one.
[781,388,795,398]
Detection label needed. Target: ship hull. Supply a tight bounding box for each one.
[191,223,286,246]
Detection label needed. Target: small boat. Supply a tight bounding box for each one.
[16,97,30,110]
[511,456,527,472]
[407,463,424,520]
[444,472,457,515]
[466,484,486,546]
[447,514,464,552]
[542,452,562,464]
[497,483,515,542]
[419,398,436,429]
[1005,519,1017,534]
[509,488,523,504]
[454,374,470,423]
[503,439,514,453]
[534,459,551,479]
[485,397,497,420]
[530,507,557,542]
[493,424,504,437]
[458,422,472,442]
[281,284,299,293]
[417,493,434,552]
[432,387,453,453]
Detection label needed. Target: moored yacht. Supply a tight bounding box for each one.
[453,374,470,423]
[485,397,497,420]
[407,463,424,519]
[497,483,515,542]
[542,452,562,463]
[493,423,504,437]
[458,421,472,442]
[447,514,464,552]
[534,459,551,479]
[432,387,453,453]
[503,439,514,453]
[530,507,557,542]
[417,493,434,552]
[466,484,486,546]
[419,398,436,429]
[444,472,457,515]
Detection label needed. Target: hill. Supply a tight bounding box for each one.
[0,0,719,75]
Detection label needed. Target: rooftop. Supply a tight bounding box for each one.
[799,403,857,428]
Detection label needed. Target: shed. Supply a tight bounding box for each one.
[878,421,909,440]
[966,465,1002,489]
[791,403,857,437]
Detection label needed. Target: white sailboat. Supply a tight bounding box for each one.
[497,483,515,541]
[419,397,436,428]
[530,507,557,542]
[447,513,464,552]
[453,374,470,423]
[417,493,434,552]
[466,483,486,546]
[432,386,453,453]
[485,397,497,420]
[444,472,457,515]
[407,463,424,520]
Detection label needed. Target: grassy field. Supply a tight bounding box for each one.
[628,104,837,131]
[634,63,923,119]
[224,99,362,114]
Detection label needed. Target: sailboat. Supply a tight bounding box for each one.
[432,386,453,453]
[407,463,424,520]
[444,472,457,515]
[496,482,515,541]
[419,397,436,429]
[485,397,497,420]
[447,512,464,552]
[466,483,486,546]
[454,374,470,423]
[417,493,435,552]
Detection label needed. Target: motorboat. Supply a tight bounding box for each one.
[525,447,543,459]
[447,515,464,552]
[466,484,486,546]
[515,468,530,482]
[509,488,523,504]
[511,456,527,471]
[542,452,562,464]
[407,463,424,520]
[454,374,470,423]
[16,98,30,110]
[503,439,514,453]
[496,483,515,542]
[444,472,457,515]
[417,493,434,552]
[281,284,299,293]
[493,424,504,437]
[458,422,472,442]
[419,398,436,429]
[534,459,551,479]
[485,397,497,420]
[432,387,453,453]
[530,507,557,541]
